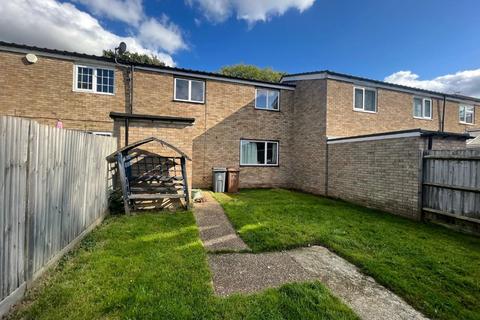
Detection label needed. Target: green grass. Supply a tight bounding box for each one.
[212,189,480,320]
[10,211,358,320]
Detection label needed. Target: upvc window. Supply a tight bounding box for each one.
[240,140,278,166]
[413,97,432,119]
[255,88,279,110]
[174,78,205,103]
[459,105,474,124]
[353,87,376,112]
[74,65,114,94]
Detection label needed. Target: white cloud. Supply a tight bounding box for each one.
[384,70,480,98]
[138,16,188,54]
[0,0,188,66]
[74,0,144,26]
[187,0,316,24]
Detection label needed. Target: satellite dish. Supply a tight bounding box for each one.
[25,53,38,64]
[117,42,127,55]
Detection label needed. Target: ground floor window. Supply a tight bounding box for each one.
[240,139,278,166]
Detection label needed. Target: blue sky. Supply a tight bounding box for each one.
[1,0,479,96]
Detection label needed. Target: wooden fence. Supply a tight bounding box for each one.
[422,149,480,231]
[0,116,116,316]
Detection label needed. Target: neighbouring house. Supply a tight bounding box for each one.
[0,41,477,199]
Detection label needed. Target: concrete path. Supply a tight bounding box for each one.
[208,247,428,320]
[195,193,427,320]
[193,192,249,252]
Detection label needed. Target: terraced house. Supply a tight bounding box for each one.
[0,41,478,196]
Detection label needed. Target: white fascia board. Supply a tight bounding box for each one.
[327,131,422,144]
[282,72,480,105]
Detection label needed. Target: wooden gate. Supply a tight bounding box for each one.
[422,149,480,231]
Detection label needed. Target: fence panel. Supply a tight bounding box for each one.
[0,117,30,310]
[423,149,480,226]
[0,116,116,316]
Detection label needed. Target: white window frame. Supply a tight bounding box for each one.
[413,97,433,120]
[174,78,205,103]
[240,139,279,166]
[459,105,475,125]
[353,86,377,113]
[255,88,280,111]
[73,64,115,95]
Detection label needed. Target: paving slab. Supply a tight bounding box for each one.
[193,192,249,252]
[194,194,426,319]
[208,252,314,296]
[208,246,428,320]
[288,246,428,320]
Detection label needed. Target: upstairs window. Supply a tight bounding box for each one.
[74,65,114,94]
[353,87,376,112]
[240,140,278,166]
[255,89,279,111]
[459,105,474,124]
[413,97,432,119]
[174,78,205,103]
[96,68,114,93]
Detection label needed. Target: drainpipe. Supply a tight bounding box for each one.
[114,56,134,146]
[441,95,446,132]
[124,65,134,146]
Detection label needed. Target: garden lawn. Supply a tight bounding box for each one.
[9,211,358,320]
[212,189,480,320]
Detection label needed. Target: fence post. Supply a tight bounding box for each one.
[24,120,35,283]
[417,149,425,221]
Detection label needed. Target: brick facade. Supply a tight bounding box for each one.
[291,79,328,194]
[327,135,467,220]
[113,72,295,189]
[326,79,480,138]
[0,51,125,132]
[327,137,424,219]
[0,46,473,212]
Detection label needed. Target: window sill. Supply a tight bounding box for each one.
[173,99,205,105]
[353,108,377,114]
[72,89,115,96]
[240,164,279,167]
[254,107,280,112]
[413,117,433,121]
[459,121,475,126]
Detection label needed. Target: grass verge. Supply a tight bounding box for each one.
[213,189,480,320]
